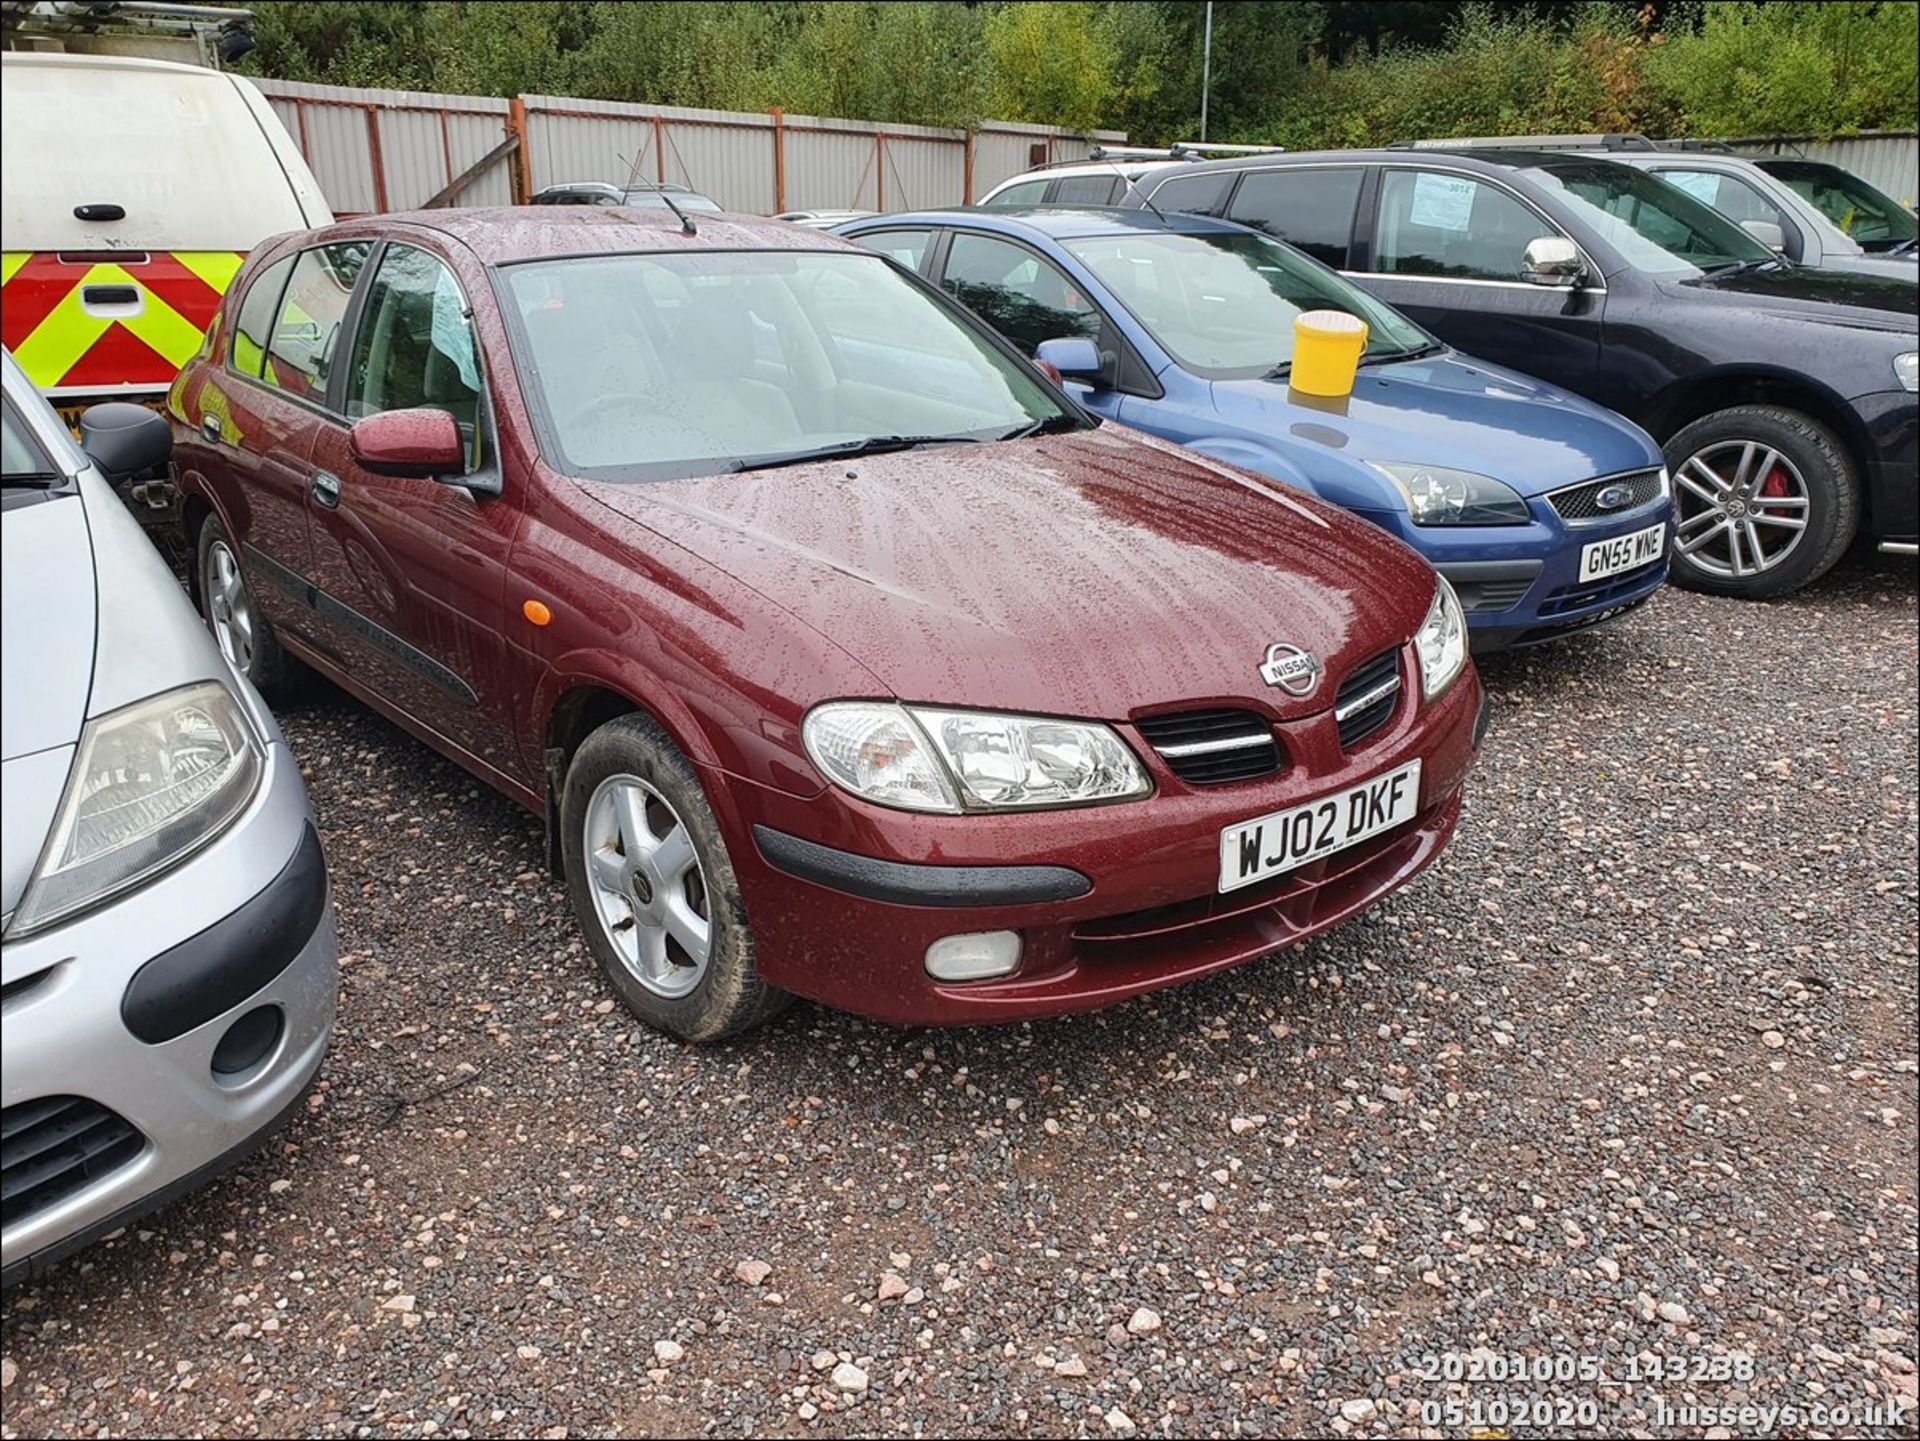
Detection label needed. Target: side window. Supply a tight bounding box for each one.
[1050,175,1120,206]
[1375,170,1557,281]
[941,232,1101,357]
[1657,169,1784,227]
[265,242,368,401]
[229,255,294,379]
[983,178,1049,208]
[1227,168,1365,268]
[848,228,933,272]
[343,244,484,471]
[1149,171,1235,217]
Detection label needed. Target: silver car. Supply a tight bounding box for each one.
[1,351,336,1287]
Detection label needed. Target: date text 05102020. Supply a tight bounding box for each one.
[1414,1352,1758,1385]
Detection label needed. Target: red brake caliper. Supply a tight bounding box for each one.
[1755,464,1791,554]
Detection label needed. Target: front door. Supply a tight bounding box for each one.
[1355,166,1607,397]
[303,241,526,778]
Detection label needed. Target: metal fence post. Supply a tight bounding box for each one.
[507,95,531,203]
[770,107,786,213]
[363,105,390,212]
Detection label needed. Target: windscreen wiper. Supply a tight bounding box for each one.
[1359,341,1444,367]
[996,414,1084,441]
[1,471,61,489]
[735,434,988,472]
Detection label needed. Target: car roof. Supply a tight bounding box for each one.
[316,206,857,262]
[847,205,1251,240]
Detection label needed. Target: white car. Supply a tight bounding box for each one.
[1,350,336,1288]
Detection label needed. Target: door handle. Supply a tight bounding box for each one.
[200,414,222,443]
[311,470,341,509]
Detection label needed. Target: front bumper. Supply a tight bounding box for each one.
[1,740,336,1288]
[717,662,1486,1027]
[1356,500,1672,651]
[1852,388,1919,545]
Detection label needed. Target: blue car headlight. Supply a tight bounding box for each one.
[1370,462,1530,526]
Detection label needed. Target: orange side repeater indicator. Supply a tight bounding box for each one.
[522,599,552,627]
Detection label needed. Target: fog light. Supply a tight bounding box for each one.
[925,931,1022,982]
[211,1004,283,1077]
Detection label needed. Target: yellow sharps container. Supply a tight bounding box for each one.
[1291,310,1369,398]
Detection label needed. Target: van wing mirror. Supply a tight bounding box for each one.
[78,402,172,480]
[1521,236,1585,287]
[1740,219,1787,254]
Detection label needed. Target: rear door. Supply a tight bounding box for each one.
[302,240,526,776]
[1353,165,1606,394]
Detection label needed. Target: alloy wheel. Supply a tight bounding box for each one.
[582,773,713,999]
[204,538,255,670]
[1671,440,1811,580]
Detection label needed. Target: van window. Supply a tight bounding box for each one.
[230,256,294,379]
[265,243,369,402]
[1148,171,1235,217]
[1655,168,1785,229]
[1051,175,1120,206]
[984,178,1049,208]
[1227,168,1365,268]
[344,245,483,469]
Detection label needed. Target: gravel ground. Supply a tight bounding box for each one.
[4,556,1915,1440]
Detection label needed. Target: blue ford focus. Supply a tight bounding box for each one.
[836,208,1672,649]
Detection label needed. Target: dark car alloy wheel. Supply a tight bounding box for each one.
[1672,439,1811,580]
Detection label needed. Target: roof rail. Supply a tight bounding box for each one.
[1,1,256,65]
[1084,142,1286,164]
[1397,133,1661,152]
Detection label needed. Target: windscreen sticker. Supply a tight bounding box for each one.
[1408,173,1476,231]
[1662,171,1722,204]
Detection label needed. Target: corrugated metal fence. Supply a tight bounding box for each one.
[251,77,1121,217]
[1724,130,1919,207]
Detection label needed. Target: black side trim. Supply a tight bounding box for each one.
[120,823,329,1044]
[1435,559,1544,582]
[753,826,1092,908]
[240,543,479,705]
[1473,693,1494,749]
[0,1078,314,1292]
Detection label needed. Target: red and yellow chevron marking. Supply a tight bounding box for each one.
[1,250,244,394]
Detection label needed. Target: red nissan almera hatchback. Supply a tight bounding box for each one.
[168,208,1488,1041]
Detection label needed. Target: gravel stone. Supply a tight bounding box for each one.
[1,570,1913,1438]
[830,1362,869,1393]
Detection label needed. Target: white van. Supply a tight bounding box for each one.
[0,52,331,420]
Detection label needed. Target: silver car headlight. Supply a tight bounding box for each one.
[1896,352,1918,394]
[11,681,264,936]
[1370,462,1530,526]
[804,702,1150,812]
[1414,577,1469,702]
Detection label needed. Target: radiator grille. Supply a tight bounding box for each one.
[1,1096,144,1227]
[1335,650,1402,750]
[1135,709,1280,786]
[1548,469,1665,523]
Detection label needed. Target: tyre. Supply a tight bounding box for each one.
[560,713,790,1042]
[195,512,300,699]
[1663,405,1858,599]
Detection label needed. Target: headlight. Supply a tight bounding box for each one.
[1896,352,1918,394]
[1370,462,1530,525]
[804,702,1149,812]
[1414,577,1468,702]
[11,682,264,936]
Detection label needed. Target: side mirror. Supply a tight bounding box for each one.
[79,402,171,479]
[1740,218,1787,254]
[1033,335,1102,384]
[349,408,465,479]
[1521,236,1585,288]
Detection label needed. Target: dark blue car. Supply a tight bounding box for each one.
[836,208,1672,649]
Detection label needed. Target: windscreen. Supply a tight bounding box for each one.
[1063,229,1430,378]
[502,249,1074,482]
[1757,161,1918,252]
[1532,159,1774,276]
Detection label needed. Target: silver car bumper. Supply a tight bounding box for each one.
[1,737,336,1286]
